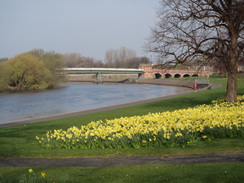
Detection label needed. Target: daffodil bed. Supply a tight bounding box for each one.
[37,96,244,149]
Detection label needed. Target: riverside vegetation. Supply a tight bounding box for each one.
[0,76,244,182]
[0,50,64,91]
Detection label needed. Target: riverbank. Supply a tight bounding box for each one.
[67,78,208,89]
[0,81,219,128]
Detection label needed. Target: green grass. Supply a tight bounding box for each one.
[1,164,244,183]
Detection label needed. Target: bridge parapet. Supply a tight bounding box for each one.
[62,68,144,74]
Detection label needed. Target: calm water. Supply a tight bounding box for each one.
[0,82,187,123]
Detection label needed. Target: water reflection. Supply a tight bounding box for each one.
[0,82,187,123]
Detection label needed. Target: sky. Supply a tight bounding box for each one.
[0,0,159,61]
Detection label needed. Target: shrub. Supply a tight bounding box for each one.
[0,52,63,91]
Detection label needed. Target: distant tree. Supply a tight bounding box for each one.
[104,49,117,67]
[0,58,8,64]
[0,58,8,88]
[29,49,64,70]
[104,47,137,68]
[61,53,82,67]
[61,53,99,68]
[93,60,106,68]
[146,0,244,102]
[128,57,150,68]
[0,64,8,90]
[75,57,96,67]
[29,49,65,87]
[0,53,53,91]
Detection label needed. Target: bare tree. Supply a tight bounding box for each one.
[104,47,137,68]
[146,0,244,102]
[128,57,150,68]
[104,49,118,67]
[61,53,98,68]
[61,53,82,68]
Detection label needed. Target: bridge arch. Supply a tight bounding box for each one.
[174,74,181,78]
[155,73,162,79]
[183,74,190,78]
[192,74,199,77]
[138,73,143,78]
[165,73,172,78]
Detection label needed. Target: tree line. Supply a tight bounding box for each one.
[0,47,150,91]
[62,47,150,68]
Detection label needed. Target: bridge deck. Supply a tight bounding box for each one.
[62,68,144,74]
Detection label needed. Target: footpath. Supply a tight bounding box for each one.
[0,153,243,167]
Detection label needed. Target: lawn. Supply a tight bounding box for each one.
[1,164,244,183]
[0,76,243,182]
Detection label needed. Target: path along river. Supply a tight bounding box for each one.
[0,82,189,124]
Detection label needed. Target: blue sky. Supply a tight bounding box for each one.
[0,0,159,61]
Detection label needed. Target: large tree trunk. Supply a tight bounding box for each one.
[226,71,238,102]
[226,35,239,102]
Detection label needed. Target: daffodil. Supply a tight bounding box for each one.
[41,172,46,178]
[37,95,244,149]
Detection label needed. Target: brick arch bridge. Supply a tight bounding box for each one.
[139,66,213,79]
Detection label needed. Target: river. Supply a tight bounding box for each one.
[0,82,187,123]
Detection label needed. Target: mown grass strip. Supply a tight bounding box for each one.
[1,163,244,183]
